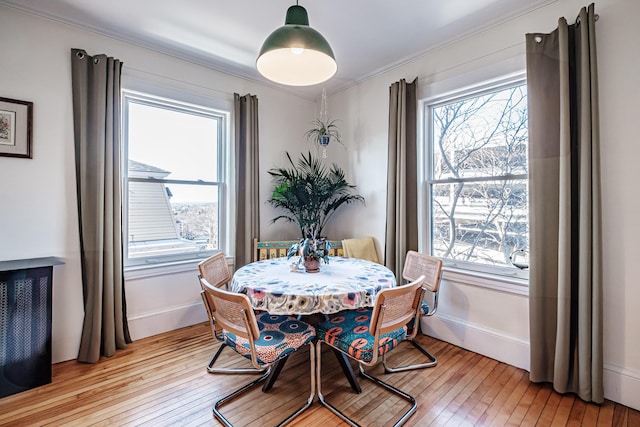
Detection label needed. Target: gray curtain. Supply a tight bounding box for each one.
[71,49,131,363]
[234,93,260,268]
[385,78,418,276]
[526,3,603,403]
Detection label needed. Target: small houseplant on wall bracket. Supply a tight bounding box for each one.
[268,151,364,272]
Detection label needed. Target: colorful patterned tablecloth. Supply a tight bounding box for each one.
[231,257,396,315]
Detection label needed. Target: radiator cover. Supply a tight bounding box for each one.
[0,259,58,398]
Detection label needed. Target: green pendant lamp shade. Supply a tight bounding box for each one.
[257,4,337,86]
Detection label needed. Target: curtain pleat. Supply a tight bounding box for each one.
[526,3,602,403]
[234,93,260,268]
[385,78,418,276]
[71,48,131,363]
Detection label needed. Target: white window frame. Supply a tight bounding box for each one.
[120,76,232,275]
[419,69,529,289]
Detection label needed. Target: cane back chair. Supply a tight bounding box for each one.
[198,252,265,375]
[382,250,443,373]
[315,275,425,426]
[199,277,316,426]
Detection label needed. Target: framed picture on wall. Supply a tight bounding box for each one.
[0,97,33,159]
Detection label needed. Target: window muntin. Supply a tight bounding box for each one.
[426,81,528,276]
[123,92,226,265]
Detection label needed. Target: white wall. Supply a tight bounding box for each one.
[0,6,315,363]
[1,0,638,412]
[326,0,640,411]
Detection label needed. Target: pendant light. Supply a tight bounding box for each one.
[256,2,337,86]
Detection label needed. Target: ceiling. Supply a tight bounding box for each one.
[2,0,553,100]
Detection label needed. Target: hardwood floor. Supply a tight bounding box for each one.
[1,323,638,426]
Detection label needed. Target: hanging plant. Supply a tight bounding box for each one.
[305,88,344,158]
[305,118,343,148]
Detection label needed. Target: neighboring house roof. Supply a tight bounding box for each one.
[127,159,209,258]
[128,180,179,243]
[128,159,170,179]
[128,159,180,242]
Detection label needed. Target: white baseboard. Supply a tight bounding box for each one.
[127,302,208,341]
[420,313,530,371]
[603,363,640,411]
[421,314,640,411]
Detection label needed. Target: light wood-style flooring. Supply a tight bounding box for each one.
[1,322,637,426]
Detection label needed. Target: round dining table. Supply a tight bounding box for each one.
[231,256,397,316]
[231,256,397,394]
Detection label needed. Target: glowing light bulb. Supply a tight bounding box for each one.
[290,47,305,55]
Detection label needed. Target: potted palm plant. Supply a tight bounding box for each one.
[268,151,364,272]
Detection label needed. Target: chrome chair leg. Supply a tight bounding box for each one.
[213,369,271,427]
[277,343,316,426]
[382,338,437,373]
[213,343,316,427]
[357,364,417,426]
[316,341,417,427]
[207,343,267,375]
[316,341,359,427]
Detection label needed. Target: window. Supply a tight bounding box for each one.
[123,91,228,266]
[424,78,528,277]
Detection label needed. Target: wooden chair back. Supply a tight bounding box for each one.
[253,238,344,262]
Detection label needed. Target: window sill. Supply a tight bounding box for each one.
[442,265,529,296]
[124,255,234,281]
